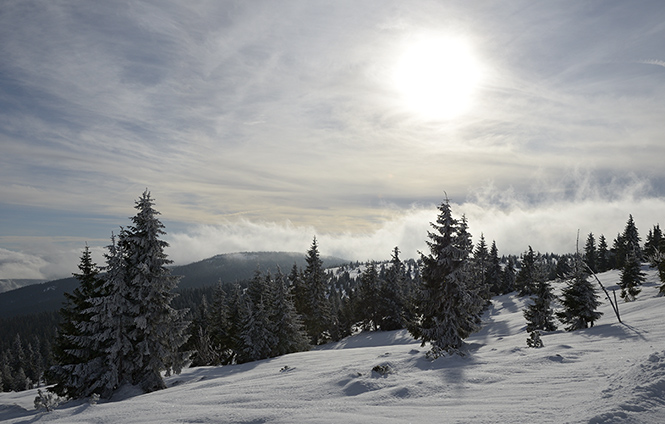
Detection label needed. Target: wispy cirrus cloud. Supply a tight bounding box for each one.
[640,59,665,68]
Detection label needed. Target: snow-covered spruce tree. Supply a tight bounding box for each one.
[597,234,610,273]
[656,239,665,294]
[644,224,662,260]
[357,262,381,331]
[77,192,189,397]
[120,190,190,392]
[246,269,268,310]
[620,248,645,301]
[473,234,489,291]
[93,231,135,397]
[457,215,487,332]
[300,237,332,345]
[554,256,572,280]
[556,253,602,331]
[622,215,641,258]
[611,232,626,270]
[236,295,276,363]
[183,295,217,367]
[222,283,245,363]
[207,282,234,365]
[409,199,483,358]
[49,245,106,398]
[1,352,13,392]
[377,247,408,331]
[515,246,538,296]
[242,271,277,360]
[619,215,645,301]
[644,225,665,293]
[500,257,516,295]
[289,263,306,320]
[331,288,355,340]
[7,335,28,391]
[523,279,557,333]
[25,338,44,389]
[51,231,133,399]
[327,285,347,342]
[472,233,492,302]
[269,269,310,356]
[487,240,503,296]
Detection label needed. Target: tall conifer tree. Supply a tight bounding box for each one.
[409,199,483,357]
[644,224,662,258]
[301,237,332,344]
[269,269,310,356]
[619,215,645,301]
[237,295,275,363]
[208,282,234,365]
[523,279,557,333]
[120,190,190,392]
[377,247,409,331]
[49,245,105,398]
[501,257,516,295]
[357,262,381,331]
[597,234,610,273]
[487,241,502,295]
[557,252,602,330]
[472,234,491,302]
[516,247,538,296]
[54,191,190,398]
[612,233,627,270]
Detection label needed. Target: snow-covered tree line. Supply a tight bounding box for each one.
[4,194,662,394]
[521,215,665,343]
[581,216,665,300]
[184,241,422,366]
[0,332,50,393]
[184,198,515,362]
[185,267,310,366]
[587,217,665,300]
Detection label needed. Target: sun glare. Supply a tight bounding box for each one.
[393,36,482,120]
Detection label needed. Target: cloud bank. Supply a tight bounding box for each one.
[0,245,93,281]
[166,173,665,266]
[2,177,663,281]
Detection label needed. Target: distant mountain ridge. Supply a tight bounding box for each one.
[0,251,348,319]
[175,251,348,290]
[0,279,46,294]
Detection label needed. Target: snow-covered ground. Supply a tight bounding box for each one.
[2,268,664,423]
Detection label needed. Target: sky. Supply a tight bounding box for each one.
[1,0,665,280]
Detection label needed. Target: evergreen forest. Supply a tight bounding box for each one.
[1,192,664,399]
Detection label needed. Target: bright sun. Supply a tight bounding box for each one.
[393,36,482,120]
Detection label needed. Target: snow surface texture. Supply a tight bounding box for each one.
[2,268,664,423]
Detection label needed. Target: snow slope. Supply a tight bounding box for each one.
[2,269,664,423]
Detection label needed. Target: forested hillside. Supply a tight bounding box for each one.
[0,252,348,319]
[1,193,663,404]
[2,267,665,423]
